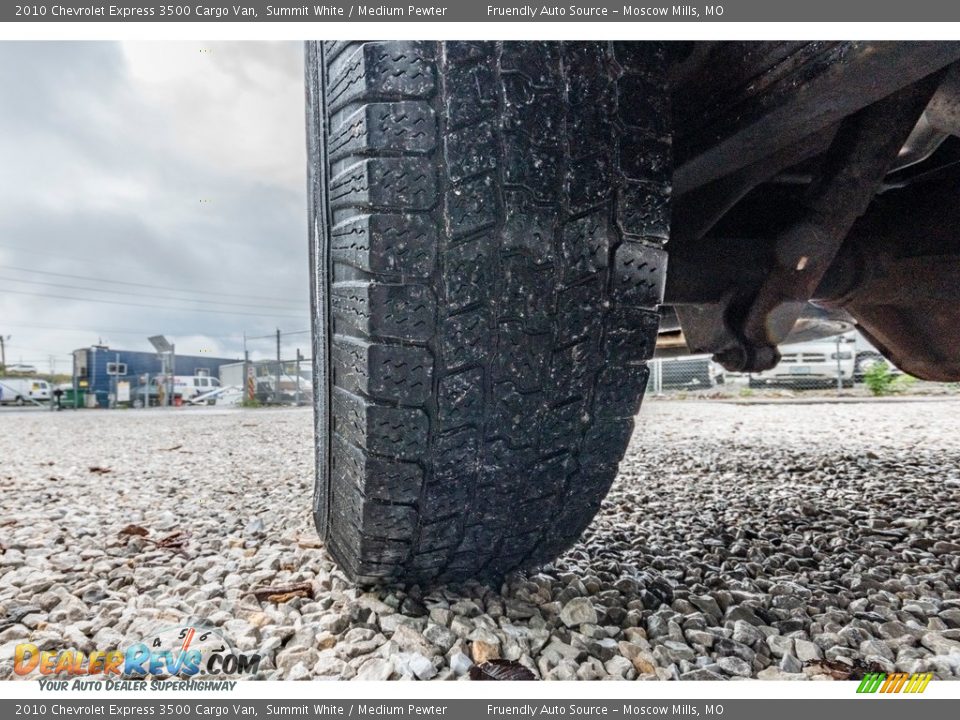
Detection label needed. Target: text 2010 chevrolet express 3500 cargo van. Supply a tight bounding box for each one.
[304,41,960,584]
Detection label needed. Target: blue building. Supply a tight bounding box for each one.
[72,345,239,407]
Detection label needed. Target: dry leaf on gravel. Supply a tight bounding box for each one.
[118,524,150,537]
[469,660,537,681]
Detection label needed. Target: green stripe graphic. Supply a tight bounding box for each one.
[857,673,886,693]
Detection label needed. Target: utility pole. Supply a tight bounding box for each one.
[275,328,282,404]
[0,335,8,373]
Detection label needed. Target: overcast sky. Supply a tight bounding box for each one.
[0,41,309,373]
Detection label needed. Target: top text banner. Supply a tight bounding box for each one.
[8,0,960,22]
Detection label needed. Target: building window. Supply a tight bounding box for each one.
[106,362,128,376]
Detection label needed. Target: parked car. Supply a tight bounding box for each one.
[0,377,51,405]
[749,338,857,388]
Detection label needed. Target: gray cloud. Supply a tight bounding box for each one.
[0,41,310,370]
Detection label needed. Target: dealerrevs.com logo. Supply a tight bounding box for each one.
[14,623,261,691]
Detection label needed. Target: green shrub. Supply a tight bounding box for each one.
[863,361,896,396]
[863,362,918,396]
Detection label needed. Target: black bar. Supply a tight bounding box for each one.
[7,1,960,23]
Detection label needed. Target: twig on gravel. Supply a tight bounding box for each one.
[88,466,112,474]
[252,581,314,603]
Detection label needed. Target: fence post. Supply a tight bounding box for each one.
[296,349,302,406]
[835,335,843,393]
[275,328,282,405]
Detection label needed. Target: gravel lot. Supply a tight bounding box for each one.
[1,400,959,681]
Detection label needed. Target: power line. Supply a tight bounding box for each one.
[2,288,308,319]
[245,329,310,340]
[0,264,306,306]
[0,321,277,341]
[0,275,306,312]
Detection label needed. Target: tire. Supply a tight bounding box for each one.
[306,41,670,584]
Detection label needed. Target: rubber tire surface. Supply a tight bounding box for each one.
[306,41,670,585]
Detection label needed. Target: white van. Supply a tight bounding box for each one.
[0,377,52,405]
[135,375,221,405]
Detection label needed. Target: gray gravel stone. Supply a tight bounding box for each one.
[717,656,752,677]
[559,598,598,628]
[795,638,822,662]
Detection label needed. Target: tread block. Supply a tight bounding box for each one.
[445,174,498,239]
[329,158,437,211]
[612,42,666,73]
[531,453,574,503]
[427,428,480,516]
[502,76,564,145]
[443,62,497,129]
[620,132,671,184]
[556,279,604,345]
[331,435,423,505]
[595,365,649,420]
[564,42,614,106]
[560,211,612,283]
[332,282,436,342]
[489,381,543,448]
[437,368,484,431]
[611,241,667,308]
[443,232,495,311]
[501,42,562,87]
[568,102,616,158]
[497,256,553,333]
[332,387,428,461]
[565,153,614,211]
[329,101,437,161]
[493,324,550,392]
[479,438,528,490]
[541,398,589,455]
[548,339,598,400]
[440,309,490,370]
[503,134,562,201]
[444,121,498,182]
[330,213,437,278]
[617,73,670,135]
[332,485,419,541]
[418,517,461,552]
[580,420,635,469]
[322,40,359,66]
[603,307,660,364]
[326,41,437,112]
[332,335,433,405]
[444,41,495,68]
[502,191,556,263]
[617,181,670,241]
